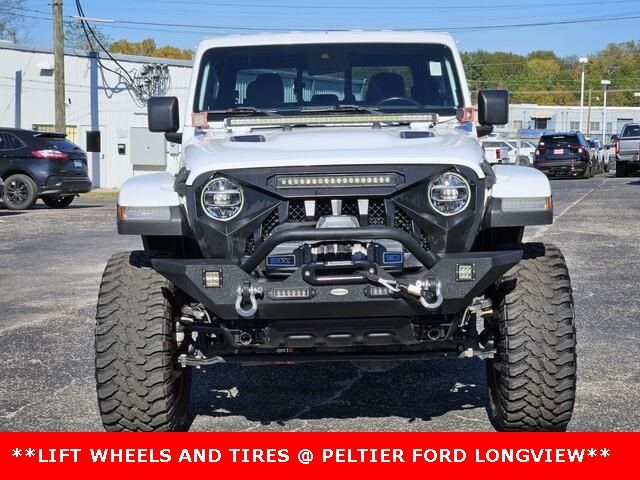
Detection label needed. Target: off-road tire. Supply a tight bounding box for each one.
[42,194,75,209]
[95,251,191,431]
[487,243,576,431]
[2,173,38,210]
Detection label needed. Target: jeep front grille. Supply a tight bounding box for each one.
[341,199,359,217]
[315,199,332,217]
[261,210,280,239]
[244,198,431,255]
[287,201,306,223]
[393,208,413,234]
[368,199,386,225]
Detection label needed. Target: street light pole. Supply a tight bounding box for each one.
[601,79,611,145]
[579,57,588,132]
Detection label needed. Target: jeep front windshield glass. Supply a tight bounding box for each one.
[194,43,463,120]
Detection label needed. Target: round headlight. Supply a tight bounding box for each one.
[428,172,471,216]
[201,177,244,221]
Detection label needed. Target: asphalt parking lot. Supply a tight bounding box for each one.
[1,173,639,431]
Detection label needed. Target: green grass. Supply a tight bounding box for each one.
[80,189,119,201]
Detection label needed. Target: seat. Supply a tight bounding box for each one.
[364,72,406,104]
[309,94,339,106]
[422,76,449,106]
[244,73,284,108]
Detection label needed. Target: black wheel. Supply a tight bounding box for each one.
[616,162,627,177]
[95,251,192,431]
[486,243,577,431]
[2,174,38,210]
[42,194,75,209]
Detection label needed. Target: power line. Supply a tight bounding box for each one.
[5,6,640,33]
[149,0,640,11]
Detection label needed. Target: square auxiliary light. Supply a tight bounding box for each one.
[275,174,398,188]
[456,263,475,282]
[202,270,222,288]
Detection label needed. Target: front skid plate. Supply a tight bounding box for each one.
[152,250,521,318]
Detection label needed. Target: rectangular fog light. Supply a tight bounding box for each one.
[117,205,171,221]
[202,270,222,288]
[364,286,393,297]
[501,197,552,212]
[456,263,475,282]
[268,287,314,300]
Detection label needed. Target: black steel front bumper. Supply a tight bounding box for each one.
[152,225,522,319]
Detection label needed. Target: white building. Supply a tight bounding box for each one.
[502,104,640,140]
[0,42,192,188]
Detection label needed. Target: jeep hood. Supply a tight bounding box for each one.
[184,126,485,185]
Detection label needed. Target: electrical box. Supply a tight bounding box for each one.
[86,130,101,152]
[130,127,167,167]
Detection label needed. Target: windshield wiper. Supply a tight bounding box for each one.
[302,104,381,114]
[211,106,279,117]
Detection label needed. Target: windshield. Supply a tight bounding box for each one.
[194,43,463,120]
[622,125,640,137]
[539,134,581,147]
[40,137,81,152]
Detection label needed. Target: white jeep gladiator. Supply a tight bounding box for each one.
[96,32,576,432]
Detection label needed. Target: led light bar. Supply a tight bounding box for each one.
[275,174,397,188]
[501,197,552,212]
[117,206,171,222]
[225,113,436,128]
[268,287,314,300]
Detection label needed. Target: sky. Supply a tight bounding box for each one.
[12,0,640,56]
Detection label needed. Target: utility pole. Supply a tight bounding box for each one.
[52,0,66,133]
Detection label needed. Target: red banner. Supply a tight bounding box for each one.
[0,433,635,478]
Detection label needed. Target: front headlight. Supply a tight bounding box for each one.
[201,177,244,221]
[428,172,471,216]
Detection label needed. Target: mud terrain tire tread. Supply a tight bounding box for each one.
[95,251,190,431]
[487,243,577,431]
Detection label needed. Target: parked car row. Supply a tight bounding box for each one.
[530,124,640,179]
[0,127,92,210]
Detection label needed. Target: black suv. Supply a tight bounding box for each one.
[0,128,92,210]
[534,132,595,178]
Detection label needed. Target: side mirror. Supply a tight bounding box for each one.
[477,89,509,126]
[148,96,179,134]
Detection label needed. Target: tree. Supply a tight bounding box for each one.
[110,38,193,60]
[0,0,25,42]
[64,21,112,51]
[462,41,640,107]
